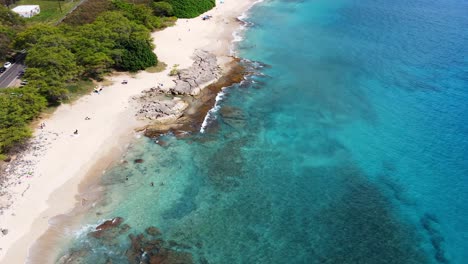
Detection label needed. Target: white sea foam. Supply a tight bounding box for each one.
[73,223,98,238]
[200,88,227,133]
[203,0,265,132]
[229,0,264,56]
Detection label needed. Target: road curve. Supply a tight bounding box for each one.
[0,55,26,88]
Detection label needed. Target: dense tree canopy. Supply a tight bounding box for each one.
[118,38,158,71]
[0,88,46,155]
[0,0,217,158]
[151,1,174,17]
[0,5,24,60]
[163,0,215,18]
[13,24,61,50]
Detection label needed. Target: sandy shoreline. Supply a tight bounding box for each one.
[0,0,257,262]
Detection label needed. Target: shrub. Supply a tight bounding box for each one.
[163,0,215,18]
[151,1,173,17]
[118,38,158,71]
[169,64,179,76]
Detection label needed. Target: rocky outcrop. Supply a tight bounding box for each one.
[167,50,221,96]
[134,50,220,131]
[134,95,188,123]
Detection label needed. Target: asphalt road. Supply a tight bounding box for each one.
[0,54,26,88]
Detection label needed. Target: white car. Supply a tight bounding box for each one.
[3,62,12,69]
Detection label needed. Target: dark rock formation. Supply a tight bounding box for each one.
[146,226,162,237]
[219,106,247,129]
[126,232,194,264]
[88,217,129,241]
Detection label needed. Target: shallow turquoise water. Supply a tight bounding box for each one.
[59,0,468,263]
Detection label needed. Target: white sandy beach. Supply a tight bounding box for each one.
[0,0,256,262]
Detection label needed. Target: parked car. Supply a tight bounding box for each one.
[20,80,28,86]
[3,62,12,69]
[0,67,5,73]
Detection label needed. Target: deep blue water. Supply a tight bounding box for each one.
[58,0,468,263]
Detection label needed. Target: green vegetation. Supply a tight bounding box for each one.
[151,1,173,17]
[0,0,216,158]
[0,87,47,157]
[169,64,179,76]
[11,0,82,24]
[146,61,167,73]
[163,0,215,18]
[62,0,113,26]
[0,5,24,61]
[118,38,158,72]
[15,8,160,106]
[64,79,95,102]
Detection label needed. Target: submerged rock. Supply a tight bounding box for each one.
[56,248,89,264]
[95,217,123,231]
[126,228,194,264]
[88,217,130,243]
[219,106,247,129]
[149,249,193,264]
[146,226,162,237]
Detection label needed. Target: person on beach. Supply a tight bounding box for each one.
[74,129,78,135]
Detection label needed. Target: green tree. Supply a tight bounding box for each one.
[13,24,61,50]
[0,25,14,60]
[118,38,157,71]
[26,45,81,82]
[24,68,69,105]
[164,0,215,18]
[0,5,24,27]
[0,6,24,60]
[151,1,173,17]
[0,87,47,155]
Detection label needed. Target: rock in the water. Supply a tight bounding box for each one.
[56,248,89,264]
[219,106,247,129]
[96,217,123,231]
[89,217,128,240]
[146,226,162,237]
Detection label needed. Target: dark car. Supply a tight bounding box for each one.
[0,67,5,73]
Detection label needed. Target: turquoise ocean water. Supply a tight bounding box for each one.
[57,0,468,263]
